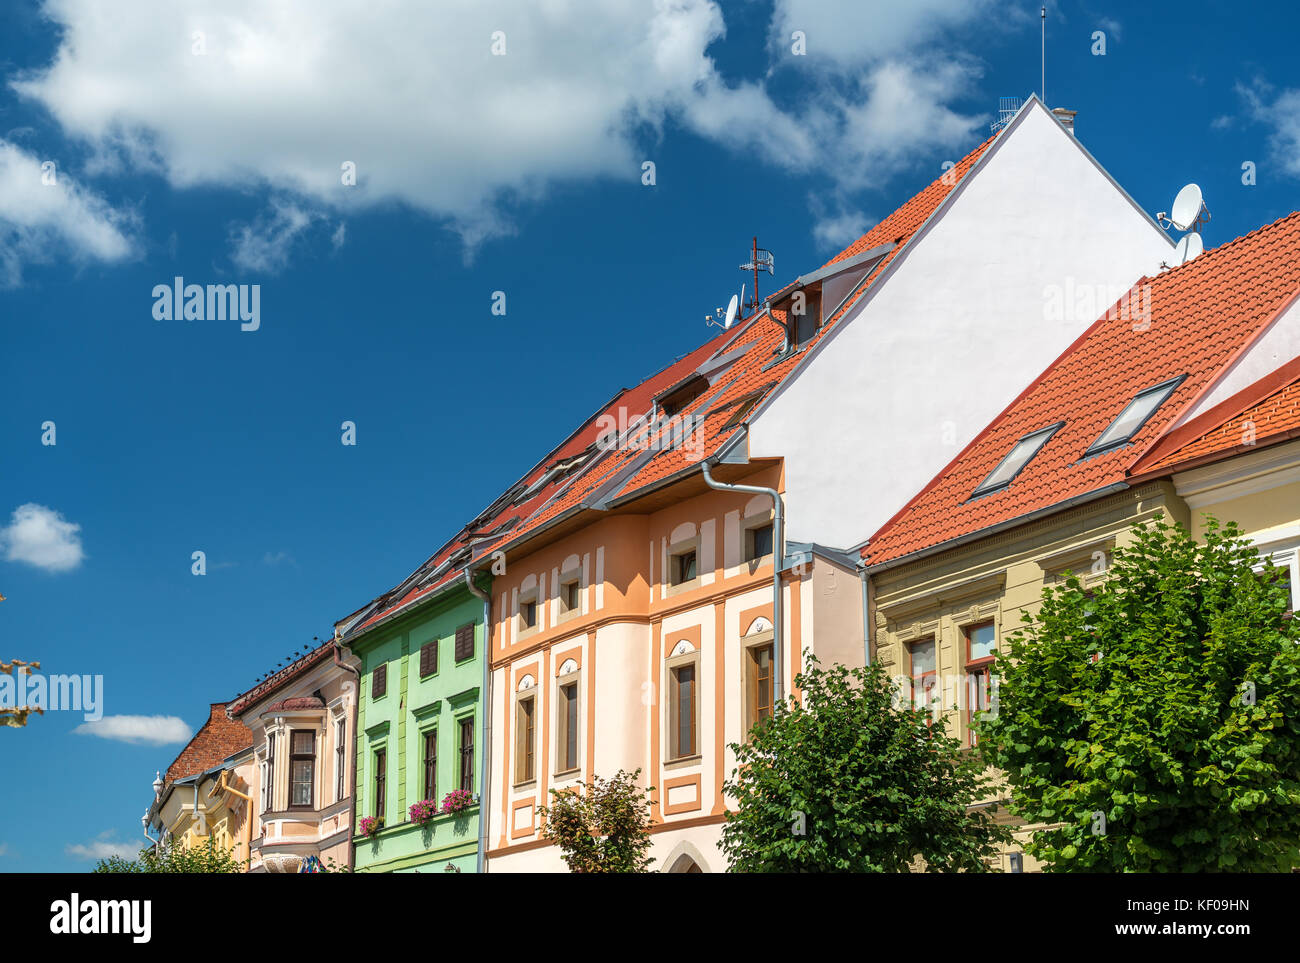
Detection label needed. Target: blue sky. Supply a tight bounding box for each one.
[2,0,1299,870]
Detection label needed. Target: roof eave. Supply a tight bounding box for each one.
[864,482,1130,573]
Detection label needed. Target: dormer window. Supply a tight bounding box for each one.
[971,423,1064,498]
[790,288,822,346]
[658,375,709,418]
[1083,375,1186,457]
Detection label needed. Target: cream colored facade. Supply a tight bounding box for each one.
[872,442,1300,870]
[1171,437,1300,606]
[485,463,864,872]
[869,480,1190,870]
[149,750,256,867]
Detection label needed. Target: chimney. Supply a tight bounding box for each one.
[1052,107,1077,136]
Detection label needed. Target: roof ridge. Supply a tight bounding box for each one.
[1154,209,1300,281]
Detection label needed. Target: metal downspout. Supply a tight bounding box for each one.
[464,568,493,874]
[333,640,361,872]
[700,462,786,704]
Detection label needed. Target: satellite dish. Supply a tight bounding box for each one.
[1169,183,1204,231]
[724,294,739,329]
[1174,231,1204,265]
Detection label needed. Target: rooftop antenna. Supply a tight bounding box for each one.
[1156,183,1211,268]
[990,97,1022,133]
[1041,6,1046,103]
[739,237,774,314]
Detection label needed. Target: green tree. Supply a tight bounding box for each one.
[537,769,655,872]
[721,656,1010,872]
[93,836,245,874]
[980,517,1300,872]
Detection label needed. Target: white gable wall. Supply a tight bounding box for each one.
[748,99,1174,549]
[1170,292,1300,429]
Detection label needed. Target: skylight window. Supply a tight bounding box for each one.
[1083,376,1185,457]
[971,423,1064,498]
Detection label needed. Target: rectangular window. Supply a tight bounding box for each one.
[459,718,475,792]
[423,730,437,802]
[455,623,475,662]
[561,578,581,614]
[372,748,386,820]
[335,718,346,802]
[521,599,538,629]
[671,550,698,586]
[965,622,997,746]
[669,662,697,758]
[908,638,937,718]
[419,640,438,678]
[747,643,774,730]
[265,733,276,813]
[372,662,387,699]
[558,681,579,772]
[259,757,269,814]
[290,730,315,808]
[516,696,535,783]
[745,523,773,563]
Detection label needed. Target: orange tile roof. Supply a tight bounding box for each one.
[1131,355,1300,476]
[865,211,1300,568]
[340,328,736,637]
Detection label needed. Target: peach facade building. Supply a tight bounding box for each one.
[483,464,863,871]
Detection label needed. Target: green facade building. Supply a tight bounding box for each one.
[344,573,490,873]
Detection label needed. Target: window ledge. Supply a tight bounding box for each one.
[664,754,702,771]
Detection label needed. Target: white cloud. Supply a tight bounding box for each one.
[74,714,191,746]
[811,208,873,251]
[1238,80,1300,178]
[0,139,135,286]
[0,503,85,572]
[769,0,999,69]
[0,843,8,858]
[262,550,296,566]
[14,0,995,256]
[229,198,331,274]
[66,831,140,862]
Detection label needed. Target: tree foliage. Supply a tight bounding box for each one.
[93,836,245,874]
[979,518,1300,872]
[537,768,655,873]
[721,656,1010,872]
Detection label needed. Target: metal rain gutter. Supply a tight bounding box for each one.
[701,461,786,705]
